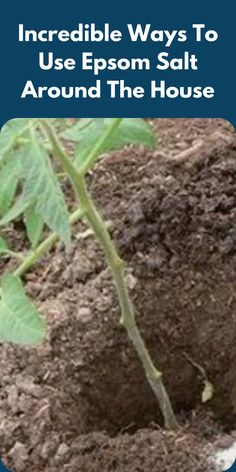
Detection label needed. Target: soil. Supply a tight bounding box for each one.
[0,118,236,471]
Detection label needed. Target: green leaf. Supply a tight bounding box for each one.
[0,151,22,216]
[54,118,74,133]
[64,118,156,167]
[0,273,45,345]
[201,379,214,403]
[0,131,71,246]
[0,192,32,226]
[20,136,71,246]
[0,235,9,254]
[25,204,44,248]
[2,118,30,134]
[62,119,93,141]
[0,133,11,164]
[0,119,30,165]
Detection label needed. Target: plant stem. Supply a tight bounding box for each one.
[40,119,79,193]
[3,250,25,262]
[44,119,178,430]
[14,208,84,278]
[73,175,178,430]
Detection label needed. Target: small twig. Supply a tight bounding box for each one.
[171,141,204,165]
[183,351,206,379]
[75,220,113,241]
[183,351,214,403]
[171,131,233,166]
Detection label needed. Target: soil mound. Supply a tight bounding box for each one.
[50,120,236,432]
[1,119,235,471]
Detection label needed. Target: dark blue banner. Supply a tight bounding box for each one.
[0,0,235,127]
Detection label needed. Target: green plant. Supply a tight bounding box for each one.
[0,118,178,430]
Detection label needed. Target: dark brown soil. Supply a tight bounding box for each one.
[0,118,236,471]
[63,419,219,472]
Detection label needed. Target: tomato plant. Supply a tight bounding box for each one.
[0,118,178,430]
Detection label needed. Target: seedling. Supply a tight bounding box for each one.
[0,118,178,430]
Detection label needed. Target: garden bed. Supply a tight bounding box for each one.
[0,118,236,471]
